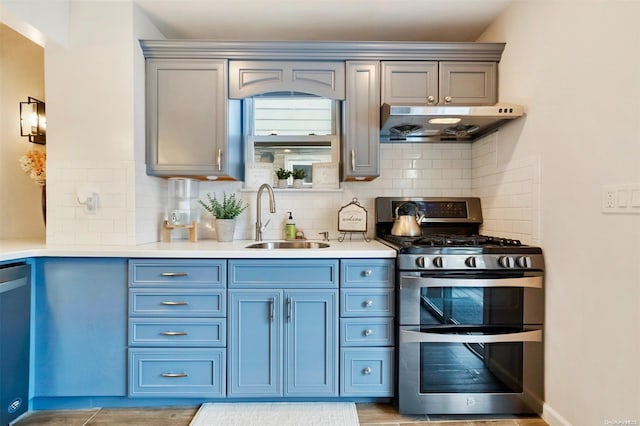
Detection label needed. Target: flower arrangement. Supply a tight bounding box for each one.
[292,168,306,180]
[275,167,292,180]
[198,192,248,219]
[19,148,46,186]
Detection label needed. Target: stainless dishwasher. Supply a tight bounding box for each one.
[0,263,30,425]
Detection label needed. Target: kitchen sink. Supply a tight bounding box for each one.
[245,241,330,249]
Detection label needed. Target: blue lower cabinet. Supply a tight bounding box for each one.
[128,348,226,397]
[340,347,394,397]
[228,288,338,397]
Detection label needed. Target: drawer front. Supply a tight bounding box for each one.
[340,289,395,317]
[229,259,338,288]
[129,259,226,287]
[129,289,226,317]
[129,318,226,347]
[340,347,394,397]
[129,348,225,397]
[340,259,394,288]
[340,317,394,347]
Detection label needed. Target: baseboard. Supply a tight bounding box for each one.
[543,402,572,426]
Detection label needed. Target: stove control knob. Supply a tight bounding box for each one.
[516,256,532,268]
[415,256,427,268]
[465,256,477,268]
[498,256,515,268]
[432,256,446,268]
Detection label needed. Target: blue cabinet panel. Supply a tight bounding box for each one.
[340,259,394,287]
[129,348,225,397]
[340,317,394,347]
[228,290,282,397]
[340,347,394,397]
[129,259,226,287]
[35,258,127,397]
[129,317,226,347]
[129,288,226,317]
[285,290,338,396]
[340,288,395,317]
[229,259,338,288]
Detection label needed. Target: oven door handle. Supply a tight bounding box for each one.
[400,275,543,289]
[400,328,543,344]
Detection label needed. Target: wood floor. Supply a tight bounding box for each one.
[14,403,548,426]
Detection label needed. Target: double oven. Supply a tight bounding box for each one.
[375,197,544,415]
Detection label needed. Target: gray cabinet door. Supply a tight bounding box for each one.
[146,59,241,178]
[229,61,345,99]
[342,61,380,181]
[381,61,438,105]
[439,61,497,105]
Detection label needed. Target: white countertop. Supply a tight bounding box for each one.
[0,239,396,262]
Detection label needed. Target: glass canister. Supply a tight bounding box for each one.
[166,178,200,225]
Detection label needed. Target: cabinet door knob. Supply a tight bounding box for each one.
[444,95,452,103]
[364,300,373,307]
[362,269,372,277]
[362,367,372,375]
[363,328,373,336]
[427,95,435,104]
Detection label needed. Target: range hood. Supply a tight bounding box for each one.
[380,103,524,142]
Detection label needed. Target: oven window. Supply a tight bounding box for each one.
[420,287,524,326]
[420,341,523,394]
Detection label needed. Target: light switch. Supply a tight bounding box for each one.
[617,189,629,207]
[631,189,640,208]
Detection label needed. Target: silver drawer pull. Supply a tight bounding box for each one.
[160,331,188,336]
[161,372,188,378]
[362,367,372,375]
[363,328,373,336]
[363,300,373,307]
[362,269,372,277]
[160,272,188,277]
[160,301,189,306]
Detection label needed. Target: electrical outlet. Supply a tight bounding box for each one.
[603,183,640,214]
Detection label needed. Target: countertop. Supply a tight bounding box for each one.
[0,239,396,262]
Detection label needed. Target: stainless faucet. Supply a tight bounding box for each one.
[255,183,276,241]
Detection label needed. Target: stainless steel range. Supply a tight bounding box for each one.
[375,197,544,415]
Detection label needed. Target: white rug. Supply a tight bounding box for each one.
[189,402,360,426]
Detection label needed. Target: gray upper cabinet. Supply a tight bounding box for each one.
[146,59,242,179]
[381,61,438,105]
[439,61,497,105]
[229,61,345,99]
[381,61,497,106]
[342,61,380,181]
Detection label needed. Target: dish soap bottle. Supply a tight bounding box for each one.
[285,212,296,241]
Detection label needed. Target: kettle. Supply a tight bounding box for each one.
[391,202,425,236]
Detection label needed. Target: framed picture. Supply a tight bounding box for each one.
[311,162,339,189]
[244,163,273,189]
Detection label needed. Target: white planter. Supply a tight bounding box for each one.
[276,179,289,189]
[293,179,304,188]
[215,218,236,242]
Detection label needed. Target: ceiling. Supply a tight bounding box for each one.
[133,0,512,42]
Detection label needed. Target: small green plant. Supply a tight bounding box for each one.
[275,168,292,179]
[292,168,306,180]
[198,192,247,219]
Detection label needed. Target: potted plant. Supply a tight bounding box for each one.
[198,192,247,242]
[291,168,306,188]
[275,167,291,189]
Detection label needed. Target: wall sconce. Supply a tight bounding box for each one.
[20,97,46,145]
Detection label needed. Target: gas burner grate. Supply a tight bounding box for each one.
[382,234,522,247]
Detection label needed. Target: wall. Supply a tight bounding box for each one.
[0,24,45,240]
[478,1,640,425]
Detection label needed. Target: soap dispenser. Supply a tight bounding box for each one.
[285,212,296,241]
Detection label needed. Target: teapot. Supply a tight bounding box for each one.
[391,202,425,236]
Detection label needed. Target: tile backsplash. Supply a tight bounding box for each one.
[45,138,538,245]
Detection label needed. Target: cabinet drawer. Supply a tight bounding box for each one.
[129,289,226,317]
[129,318,226,347]
[229,259,338,288]
[340,289,394,317]
[340,318,394,347]
[129,259,226,287]
[341,347,394,396]
[128,348,225,397]
[340,259,394,288]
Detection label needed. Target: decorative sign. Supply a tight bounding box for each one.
[338,198,368,232]
[244,163,273,189]
[312,162,339,189]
